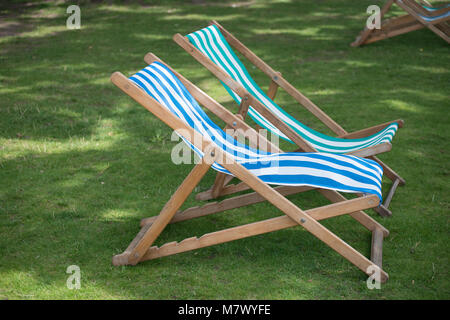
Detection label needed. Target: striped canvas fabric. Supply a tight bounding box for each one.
[186,25,400,154]
[129,62,383,200]
[420,2,450,11]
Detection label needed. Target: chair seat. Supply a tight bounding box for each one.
[186,25,400,154]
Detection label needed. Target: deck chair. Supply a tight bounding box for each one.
[351,0,450,46]
[110,53,390,282]
[173,21,405,217]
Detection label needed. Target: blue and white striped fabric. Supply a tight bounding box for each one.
[186,25,400,154]
[129,62,383,200]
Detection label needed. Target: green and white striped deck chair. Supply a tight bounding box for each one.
[174,21,405,216]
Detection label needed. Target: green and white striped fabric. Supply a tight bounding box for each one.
[186,25,400,154]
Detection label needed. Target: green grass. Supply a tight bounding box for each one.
[0,0,449,299]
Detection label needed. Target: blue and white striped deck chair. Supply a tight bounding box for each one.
[110,54,390,282]
[174,21,405,216]
[352,0,449,46]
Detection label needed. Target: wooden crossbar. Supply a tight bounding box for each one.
[352,0,450,46]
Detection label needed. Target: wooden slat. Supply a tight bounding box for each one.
[338,119,404,139]
[211,172,228,199]
[365,21,425,44]
[351,0,395,46]
[318,189,389,237]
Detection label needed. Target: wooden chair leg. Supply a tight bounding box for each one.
[371,228,385,268]
[112,161,212,266]
[141,197,375,261]
[367,155,404,217]
[199,152,390,280]
[364,21,425,45]
[211,172,228,198]
[347,142,392,158]
[384,178,400,208]
[351,0,395,46]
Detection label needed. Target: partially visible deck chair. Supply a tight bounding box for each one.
[110,53,390,282]
[351,0,450,46]
[173,21,405,216]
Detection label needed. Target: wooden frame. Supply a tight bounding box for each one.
[110,53,390,282]
[173,20,405,217]
[351,0,450,46]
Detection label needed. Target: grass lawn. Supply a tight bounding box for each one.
[0,0,449,299]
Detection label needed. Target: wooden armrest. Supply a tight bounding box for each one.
[338,119,404,139]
